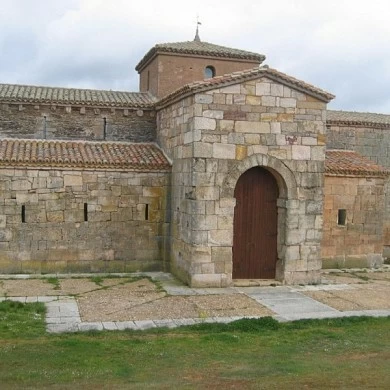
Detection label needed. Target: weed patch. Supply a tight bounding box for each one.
[46,277,60,290]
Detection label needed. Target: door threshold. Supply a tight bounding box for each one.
[233,279,282,287]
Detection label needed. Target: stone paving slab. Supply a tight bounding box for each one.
[102,322,118,331]
[116,321,138,331]
[3,294,390,333]
[247,290,339,319]
[1,270,389,333]
[291,284,354,291]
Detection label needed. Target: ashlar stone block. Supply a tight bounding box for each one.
[46,211,64,223]
[191,273,222,288]
[16,192,38,204]
[0,215,5,228]
[193,142,212,158]
[280,98,297,108]
[292,145,311,160]
[220,84,241,94]
[211,246,231,263]
[64,175,83,187]
[194,117,216,130]
[219,120,234,131]
[235,145,248,160]
[212,143,236,159]
[235,121,270,133]
[196,186,219,200]
[261,96,276,106]
[271,84,284,96]
[208,229,233,246]
[11,180,31,191]
[195,94,213,104]
[255,82,271,96]
[203,110,223,119]
[246,95,261,105]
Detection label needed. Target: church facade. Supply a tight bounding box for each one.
[0,36,388,286]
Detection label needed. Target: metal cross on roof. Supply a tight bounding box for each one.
[194,16,201,42]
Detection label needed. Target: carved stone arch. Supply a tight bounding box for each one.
[219,153,300,284]
[222,153,298,200]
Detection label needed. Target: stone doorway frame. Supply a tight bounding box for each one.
[221,153,298,284]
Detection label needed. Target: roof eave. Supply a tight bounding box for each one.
[0,99,155,110]
[326,119,390,129]
[0,162,171,172]
[135,47,265,73]
[156,68,335,110]
[325,170,389,178]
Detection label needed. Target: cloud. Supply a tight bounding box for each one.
[0,0,389,113]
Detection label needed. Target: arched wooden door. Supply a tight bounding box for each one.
[233,167,279,279]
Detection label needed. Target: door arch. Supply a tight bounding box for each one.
[233,167,279,279]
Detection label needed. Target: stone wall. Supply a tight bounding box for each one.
[326,125,390,167]
[157,95,196,285]
[0,168,170,273]
[0,104,156,142]
[322,175,385,268]
[327,124,390,258]
[157,76,328,286]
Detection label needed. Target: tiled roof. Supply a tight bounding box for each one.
[0,139,171,171]
[325,150,389,177]
[136,40,265,72]
[157,66,335,108]
[327,110,390,129]
[0,84,155,108]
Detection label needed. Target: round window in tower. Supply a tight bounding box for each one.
[204,66,216,79]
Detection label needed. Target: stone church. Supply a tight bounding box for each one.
[0,33,389,286]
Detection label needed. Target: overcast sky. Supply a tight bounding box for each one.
[0,0,389,113]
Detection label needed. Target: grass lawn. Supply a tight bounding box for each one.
[0,301,389,389]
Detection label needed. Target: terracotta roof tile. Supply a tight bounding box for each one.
[0,84,155,108]
[157,66,335,108]
[136,40,265,72]
[327,110,390,129]
[325,150,389,177]
[0,139,171,171]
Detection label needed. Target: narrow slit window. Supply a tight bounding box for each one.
[84,203,88,222]
[103,117,107,140]
[145,204,149,221]
[43,116,47,139]
[337,209,347,226]
[21,205,26,223]
[147,70,150,91]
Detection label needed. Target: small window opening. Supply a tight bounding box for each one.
[84,203,88,222]
[145,204,149,221]
[103,117,107,140]
[43,116,47,139]
[147,70,150,91]
[337,209,347,226]
[204,65,216,79]
[21,205,26,223]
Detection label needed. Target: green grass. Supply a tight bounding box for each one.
[0,301,389,389]
[0,300,46,339]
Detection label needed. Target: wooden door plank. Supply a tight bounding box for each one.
[233,167,278,279]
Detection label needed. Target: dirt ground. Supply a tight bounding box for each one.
[0,276,272,321]
[77,279,272,321]
[1,268,389,320]
[302,268,390,311]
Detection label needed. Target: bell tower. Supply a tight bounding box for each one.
[136,35,265,98]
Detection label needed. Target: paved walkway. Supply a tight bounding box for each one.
[1,272,389,333]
